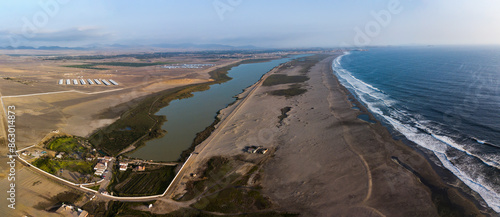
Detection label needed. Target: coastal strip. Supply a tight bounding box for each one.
[170,53,486,216]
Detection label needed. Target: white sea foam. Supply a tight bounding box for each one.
[332,52,500,213]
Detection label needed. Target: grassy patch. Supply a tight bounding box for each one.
[179,156,295,215]
[45,136,85,153]
[32,157,95,175]
[269,85,307,97]
[180,156,232,201]
[108,166,176,196]
[263,74,309,86]
[88,185,100,191]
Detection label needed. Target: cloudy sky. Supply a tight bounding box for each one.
[1,0,500,48]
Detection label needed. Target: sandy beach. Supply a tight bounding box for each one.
[172,53,485,216]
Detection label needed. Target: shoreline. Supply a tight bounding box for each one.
[332,53,497,215]
[257,54,485,216]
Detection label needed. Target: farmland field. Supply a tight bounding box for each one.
[109,166,176,196]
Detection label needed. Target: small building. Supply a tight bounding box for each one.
[119,162,128,171]
[56,152,65,159]
[94,163,106,171]
[137,165,145,171]
[257,148,269,154]
[244,146,269,154]
[94,169,105,176]
[246,146,257,153]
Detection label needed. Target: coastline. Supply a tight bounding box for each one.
[333,52,498,216]
[326,54,491,216]
[170,53,487,216]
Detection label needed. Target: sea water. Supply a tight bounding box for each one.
[333,46,500,213]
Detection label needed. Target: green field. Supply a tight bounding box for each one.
[32,157,95,175]
[63,64,108,70]
[45,136,86,153]
[108,166,176,196]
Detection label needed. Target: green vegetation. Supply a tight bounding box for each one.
[178,156,292,215]
[45,136,86,153]
[32,157,94,175]
[63,64,108,70]
[181,156,233,201]
[263,74,309,86]
[269,85,307,97]
[108,166,175,196]
[89,185,100,191]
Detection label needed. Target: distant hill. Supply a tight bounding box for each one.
[0,43,261,51]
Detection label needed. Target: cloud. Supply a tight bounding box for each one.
[32,27,112,42]
[0,27,113,47]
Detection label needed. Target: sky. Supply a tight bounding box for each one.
[1,0,500,48]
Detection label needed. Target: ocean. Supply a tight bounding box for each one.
[332,46,500,213]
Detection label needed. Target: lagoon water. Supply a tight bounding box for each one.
[128,55,307,162]
[333,46,500,212]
